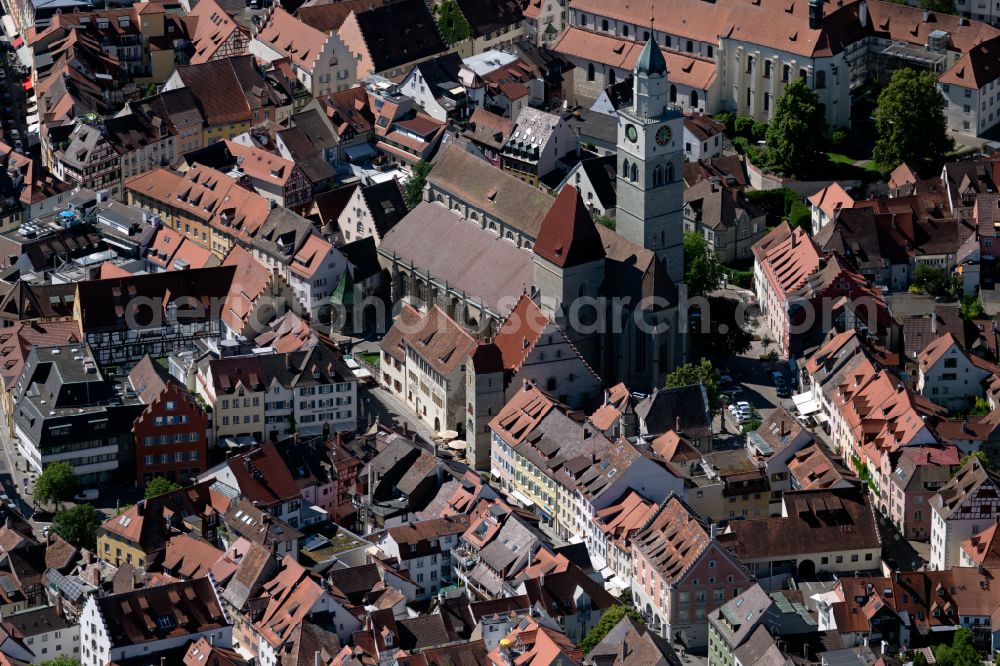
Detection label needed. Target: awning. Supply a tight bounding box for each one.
[343,142,376,161]
[21,77,31,90]
[509,489,535,508]
[792,392,821,416]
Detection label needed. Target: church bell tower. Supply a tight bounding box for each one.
[615,29,685,285]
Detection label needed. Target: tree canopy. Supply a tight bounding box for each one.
[144,477,182,499]
[873,68,953,174]
[665,358,721,415]
[39,658,81,666]
[52,504,102,551]
[432,0,471,45]
[577,605,644,653]
[34,462,77,508]
[933,627,983,666]
[765,78,826,176]
[683,231,724,298]
[691,296,757,359]
[404,161,433,209]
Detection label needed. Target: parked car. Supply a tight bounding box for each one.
[74,488,99,502]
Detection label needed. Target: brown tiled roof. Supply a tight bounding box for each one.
[378,203,533,312]
[346,0,446,73]
[718,488,881,560]
[173,56,253,126]
[255,556,325,649]
[95,577,227,649]
[184,637,252,666]
[161,534,225,579]
[427,143,554,238]
[255,7,331,73]
[74,265,236,332]
[185,0,247,65]
[534,185,606,268]
[463,108,515,151]
[787,442,857,491]
[386,515,470,547]
[0,321,81,389]
[381,304,478,376]
[296,0,386,32]
[227,442,302,507]
[554,27,717,90]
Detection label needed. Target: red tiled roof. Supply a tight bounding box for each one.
[534,185,606,268]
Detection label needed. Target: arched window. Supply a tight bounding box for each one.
[578,283,588,298]
[764,60,772,79]
[815,70,826,89]
[630,163,638,182]
[667,163,674,182]
[782,64,791,82]
[653,165,663,187]
[608,69,616,86]
[587,63,596,82]
[546,377,557,391]
[690,90,699,108]
[470,211,478,221]
[669,84,677,103]
[622,159,630,178]
[746,55,754,75]
[622,24,629,37]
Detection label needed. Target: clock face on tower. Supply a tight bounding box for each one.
[625,124,638,143]
[655,126,672,146]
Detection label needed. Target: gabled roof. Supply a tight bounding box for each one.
[347,0,446,73]
[173,56,253,126]
[75,265,237,331]
[255,7,331,73]
[534,185,606,268]
[95,577,227,649]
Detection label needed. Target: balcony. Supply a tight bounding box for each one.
[452,546,476,571]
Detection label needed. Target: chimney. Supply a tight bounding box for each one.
[160,658,166,666]
[315,651,322,666]
[136,500,144,516]
[619,640,628,661]
[809,0,824,29]
[54,593,63,619]
[710,523,718,540]
[675,415,682,433]
[858,0,868,27]
[780,420,786,437]
[931,312,937,335]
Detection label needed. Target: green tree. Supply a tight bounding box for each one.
[595,215,616,231]
[961,292,986,320]
[692,296,756,359]
[578,604,644,653]
[34,461,77,508]
[39,658,81,666]
[919,0,956,13]
[143,477,181,499]
[684,231,724,298]
[51,504,102,550]
[404,161,433,209]
[956,450,990,475]
[911,264,959,298]
[873,68,954,174]
[913,651,928,666]
[765,78,826,176]
[969,396,992,416]
[432,0,471,45]
[666,358,721,415]
[933,627,983,666]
